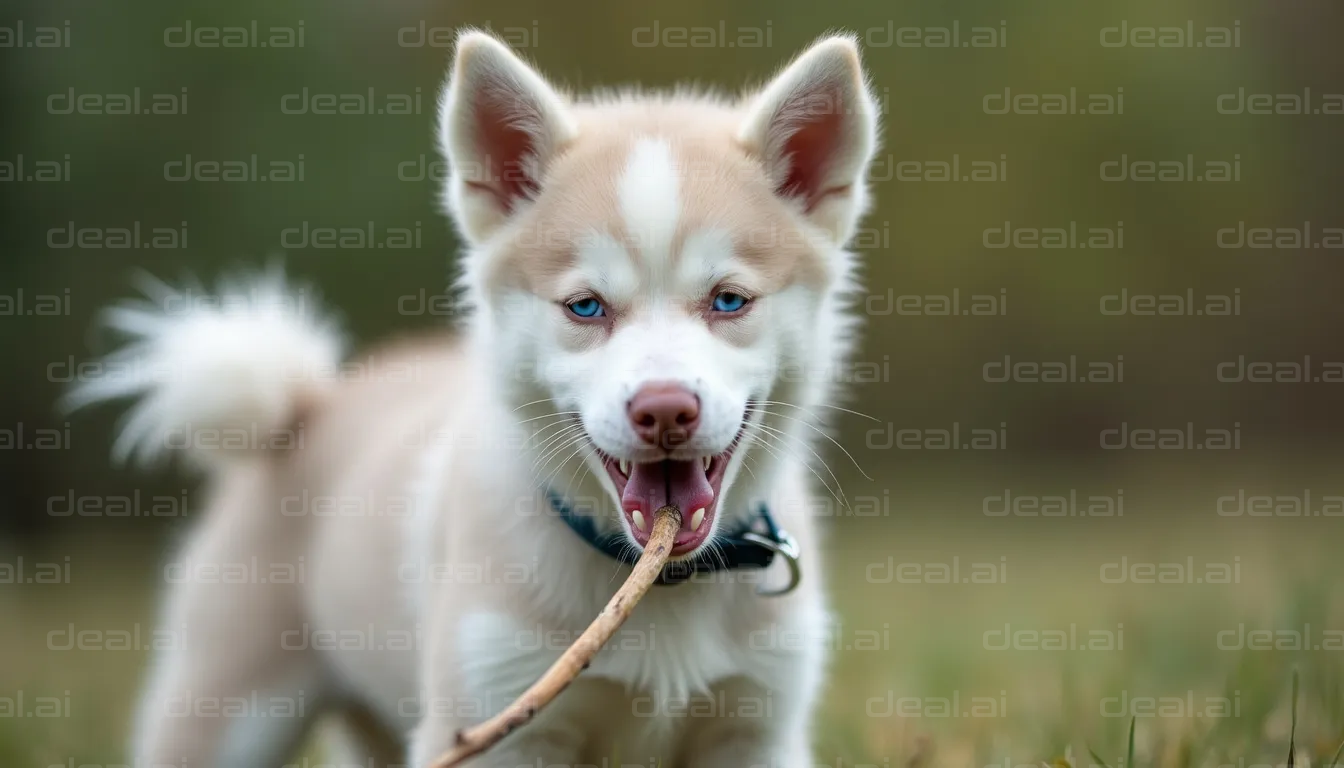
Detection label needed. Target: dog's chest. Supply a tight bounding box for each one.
[455,584,779,711]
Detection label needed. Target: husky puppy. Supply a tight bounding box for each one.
[71,30,879,767]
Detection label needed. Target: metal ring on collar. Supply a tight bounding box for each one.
[740,529,801,596]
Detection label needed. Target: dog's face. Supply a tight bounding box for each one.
[439,32,877,557]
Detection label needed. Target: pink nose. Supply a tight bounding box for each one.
[628,383,700,449]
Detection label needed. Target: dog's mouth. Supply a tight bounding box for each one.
[600,443,738,558]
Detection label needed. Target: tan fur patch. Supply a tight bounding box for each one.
[484,98,830,301]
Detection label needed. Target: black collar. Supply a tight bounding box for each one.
[547,492,801,595]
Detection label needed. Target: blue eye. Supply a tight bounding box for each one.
[567,298,605,318]
[711,291,748,313]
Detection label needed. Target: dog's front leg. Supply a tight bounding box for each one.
[690,730,815,768]
[410,716,585,768]
[681,651,823,768]
[408,607,598,768]
[408,679,604,768]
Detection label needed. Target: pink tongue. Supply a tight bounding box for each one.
[621,460,713,520]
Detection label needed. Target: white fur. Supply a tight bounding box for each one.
[676,228,739,288]
[65,269,344,467]
[73,31,880,768]
[618,138,682,260]
[569,231,639,301]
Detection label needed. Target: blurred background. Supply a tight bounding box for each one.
[2,0,1343,765]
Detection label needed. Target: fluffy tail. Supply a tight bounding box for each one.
[65,268,345,467]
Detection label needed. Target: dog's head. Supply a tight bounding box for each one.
[439,32,878,557]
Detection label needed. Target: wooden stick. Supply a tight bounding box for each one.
[427,504,683,768]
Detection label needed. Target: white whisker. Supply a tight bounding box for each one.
[745,406,872,482]
[567,445,599,488]
[530,422,586,457]
[512,397,561,412]
[755,399,881,422]
[516,410,582,426]
[752,421,850,508]
[532,434,587,478]
[749,430,848,510]
[541,442,593,490]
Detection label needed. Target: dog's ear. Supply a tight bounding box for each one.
[738,34,879,243]
[439,30,577,244]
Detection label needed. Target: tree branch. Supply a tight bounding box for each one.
[426,504,683,767]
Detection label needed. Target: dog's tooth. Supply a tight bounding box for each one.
[619,459,630,476]
[632,509,646,532]
[691,507,705,531]
[702,456,711,472]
